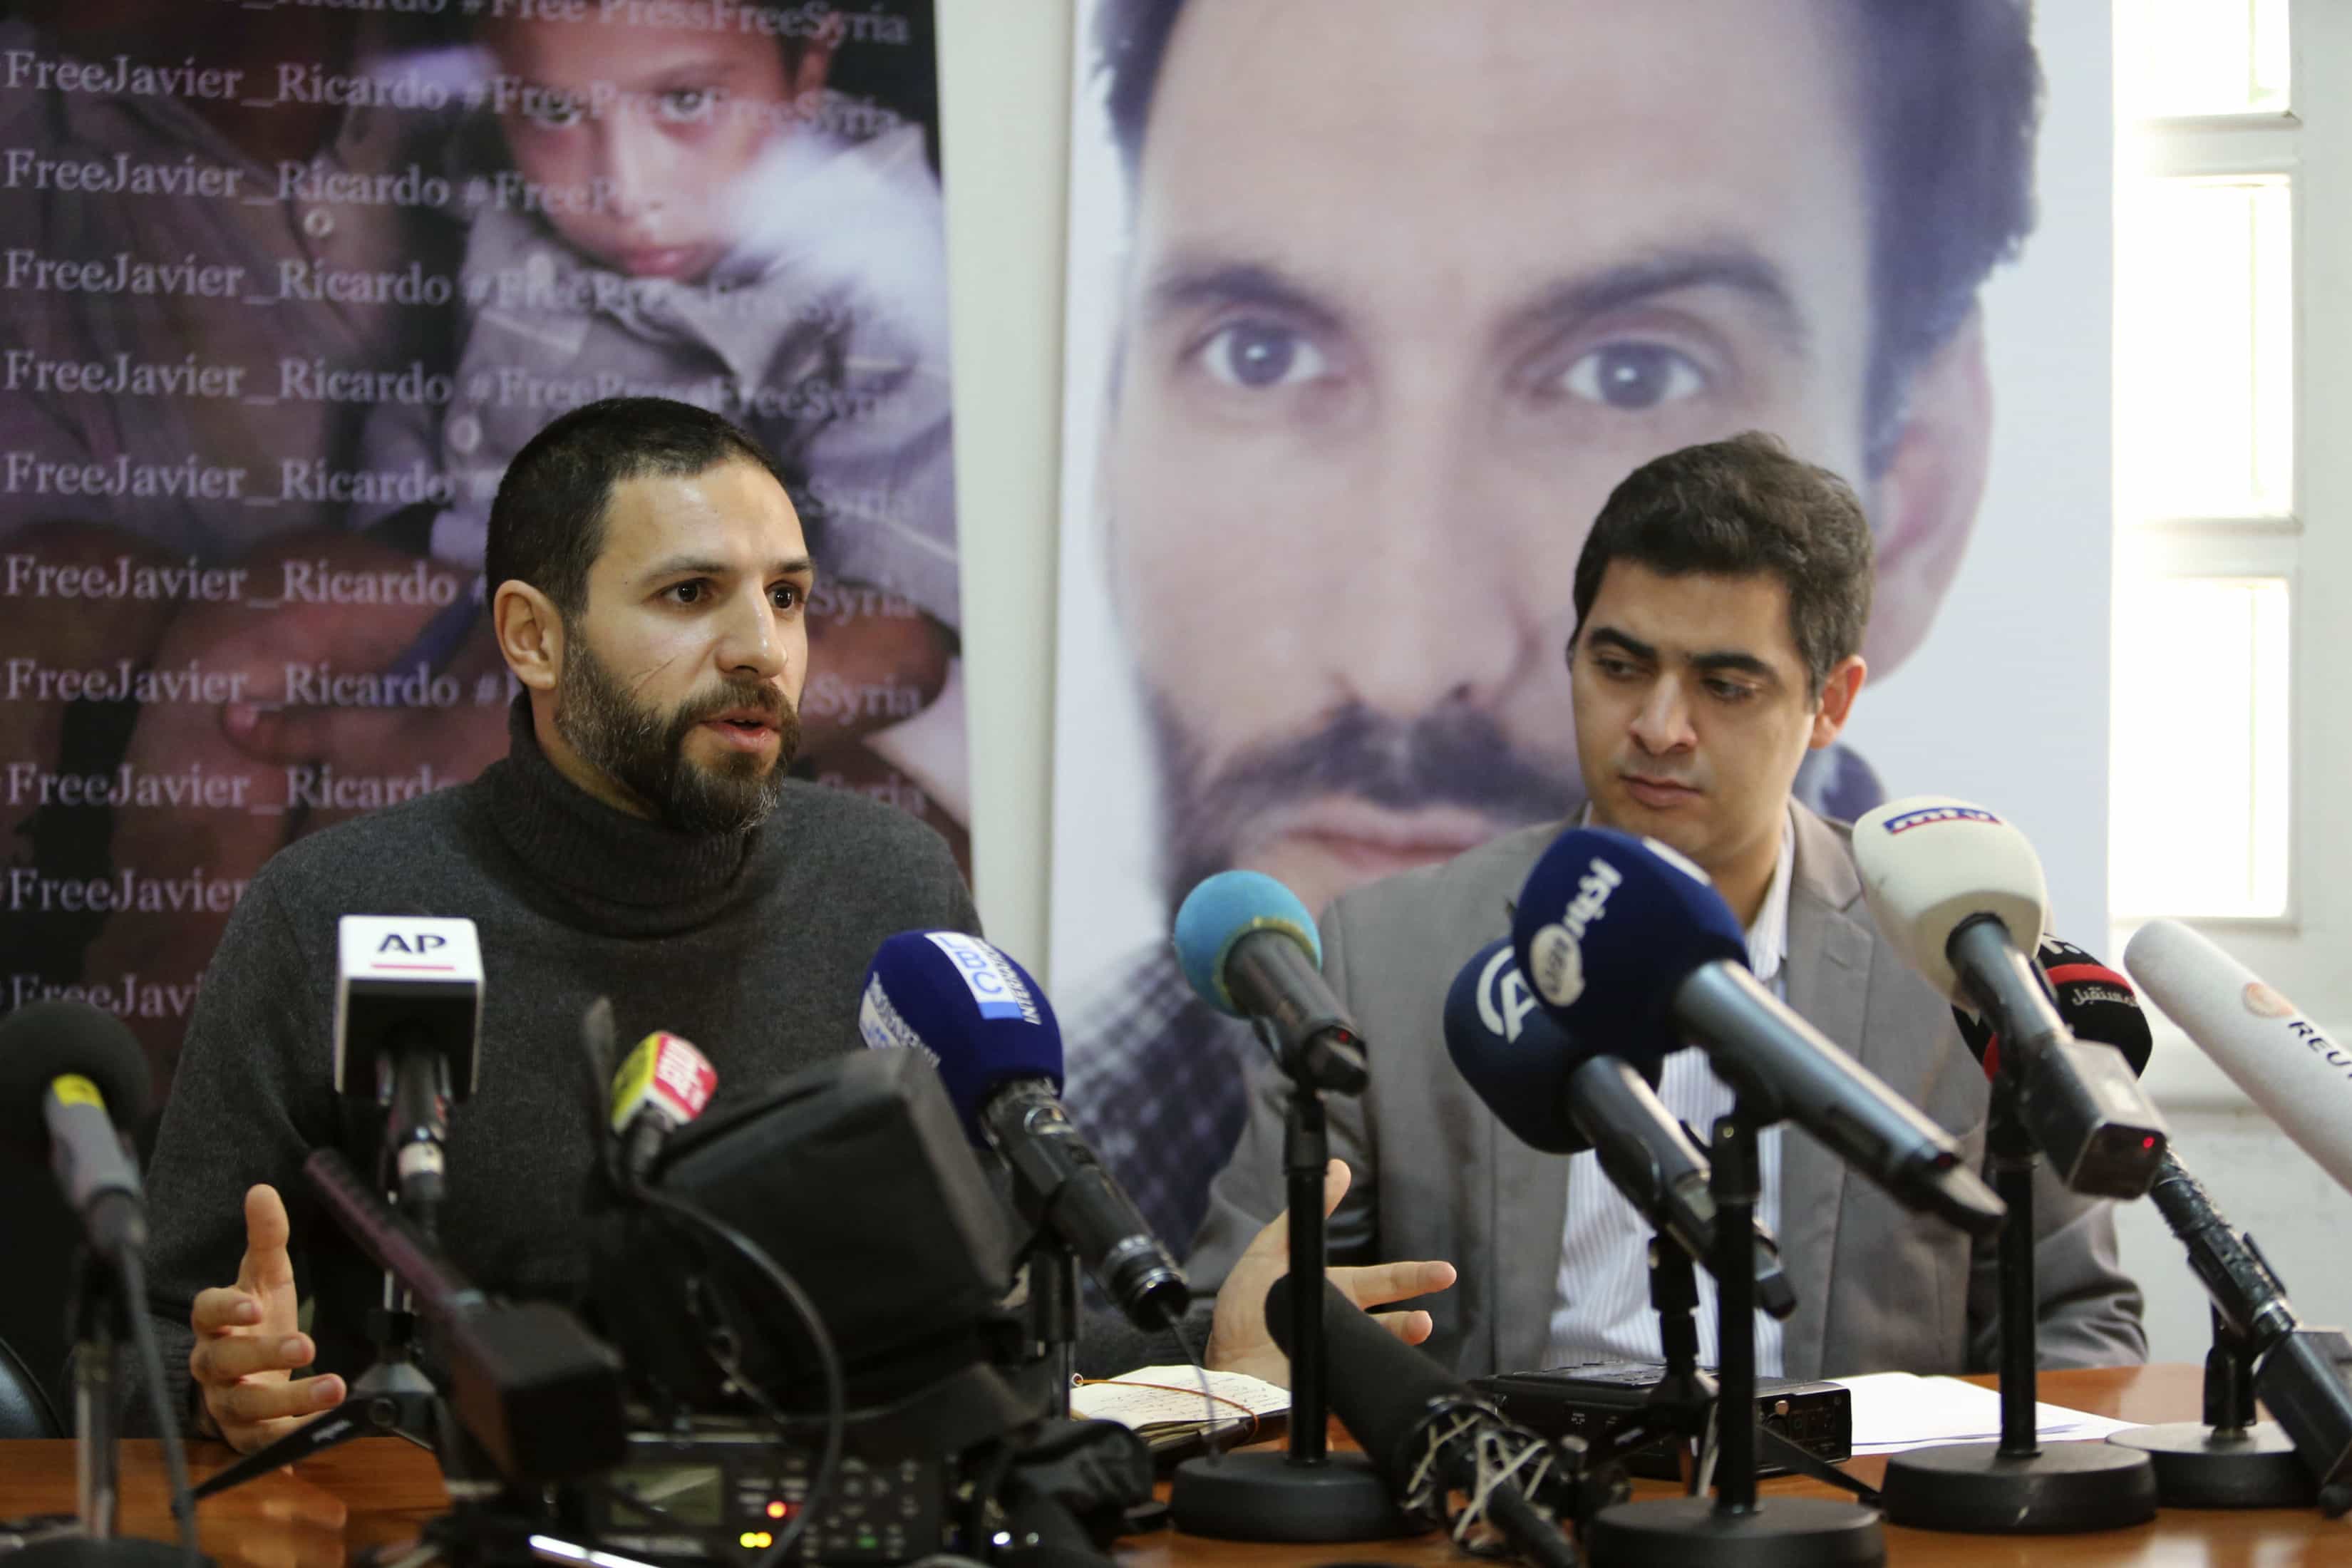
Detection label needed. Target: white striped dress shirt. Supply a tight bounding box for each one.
[1542,808,1797,1373]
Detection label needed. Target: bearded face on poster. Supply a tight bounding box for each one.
[1058,0,2046,1251]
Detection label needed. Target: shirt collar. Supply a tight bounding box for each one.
[1746,805,1797,986]
[1574,801,1797,984]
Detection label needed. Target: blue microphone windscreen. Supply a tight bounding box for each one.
[1443,940,1591,1155]
[1510,827,1746,1066]
[1172,870,1321,1017]
[859,932,1061,1143]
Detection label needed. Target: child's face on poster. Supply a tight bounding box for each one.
[488,14,828,280]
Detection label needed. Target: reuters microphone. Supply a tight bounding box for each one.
[2011,936,2352,1512]
[2126,919,2352,1200]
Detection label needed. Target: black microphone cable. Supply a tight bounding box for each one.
[626,1182,845,1568]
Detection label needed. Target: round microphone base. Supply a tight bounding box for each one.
[8,1537,215,1568]
[1167,1450,1414,1542]
[1880,1440,2157,1534]
[1585,1495,1884,1568]
[2108,1421,2316,1509]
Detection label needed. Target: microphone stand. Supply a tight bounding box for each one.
[189,1279,441,1501]
[1167,1021,1410,1542]
[1026,1238,1080,1419]
[6,1250,208,1568]
[1878,1076,2157,1532]
[195,1098,451,1501]
[1584,1099,1885,1567]
[2107,1307,2314,1507]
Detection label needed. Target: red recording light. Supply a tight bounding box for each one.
[2142,1136,2157,1150]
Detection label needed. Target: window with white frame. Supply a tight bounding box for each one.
[2111,0,2296,924]
[2110,0,2352,1057]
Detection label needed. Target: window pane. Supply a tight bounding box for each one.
[2115,175,2294,522]
[2110,577,2289,917]
[2116,0,2290,118]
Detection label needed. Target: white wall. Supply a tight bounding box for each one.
[937,0,1073,976]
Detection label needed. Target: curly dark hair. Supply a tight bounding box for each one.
[1572,431,1874,696]
[1091,0,2041,476]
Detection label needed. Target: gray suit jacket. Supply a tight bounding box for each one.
[1185,808,2147,1381]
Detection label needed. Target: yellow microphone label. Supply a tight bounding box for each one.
[609,1034,662,1128]
[53,1075,105,1112]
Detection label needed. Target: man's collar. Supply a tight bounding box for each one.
[485,695,769,935]
[1574,800,1797,980]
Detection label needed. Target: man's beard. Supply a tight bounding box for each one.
[1147,693,1581,917]
[555,639,800,835]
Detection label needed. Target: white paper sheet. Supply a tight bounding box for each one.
[1832,1371,2140,1455]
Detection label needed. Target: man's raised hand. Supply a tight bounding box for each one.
[187,1185,344,1453]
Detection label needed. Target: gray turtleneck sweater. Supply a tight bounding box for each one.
[139,700,978,1427]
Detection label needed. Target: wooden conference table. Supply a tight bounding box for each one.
[0,1366,2341,1566]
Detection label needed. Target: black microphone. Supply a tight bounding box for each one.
[1264,1274,1579,1568]
[861,932,1189,1328]
[0,1000,153,1260]
[1853,803,2167,1197]
[1172,872,1367,1093]
[1512,828,2006,1237]
[1985,937,2352,1508]
[1443,940,1795,1319]
[303,1147,626,1484]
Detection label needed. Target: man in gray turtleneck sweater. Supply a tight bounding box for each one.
[147,396,976,1452]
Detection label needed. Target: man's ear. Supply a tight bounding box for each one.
[493,581,564,693]
[1809,654,1867,751]
[1863,307,1993,677]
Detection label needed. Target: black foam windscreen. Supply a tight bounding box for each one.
[1951,934,2155,1081]
[2036,936,2155,1077]
[1263,1272,1463,1477]
[0,1000,151,1159]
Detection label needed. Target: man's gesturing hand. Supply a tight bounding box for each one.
[188,1185,345,1453]
[1205,1160,1457,1388]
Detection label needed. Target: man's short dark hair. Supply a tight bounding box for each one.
[485,397,789,618]
[1570,432,1874,696]
[1093,0,2041,474]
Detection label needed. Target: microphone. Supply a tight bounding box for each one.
[0,1000,153,1260]
[609,1030,718,1187]
[1852,798,2167,1198]
[2016,936,2352,1510]
[1264,1274,1579,1568]
[304,1146,628,1483]
[861,930,1189,1329]
[2125,918,2352,1200]
[1947,934,2152,1077]
[1511,826,2003,1236]
[1172,870,1367,1093]
[334,915,483,1231]
[1442,940,1795,1319]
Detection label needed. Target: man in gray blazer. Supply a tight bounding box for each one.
[1185,433,2145,1385]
